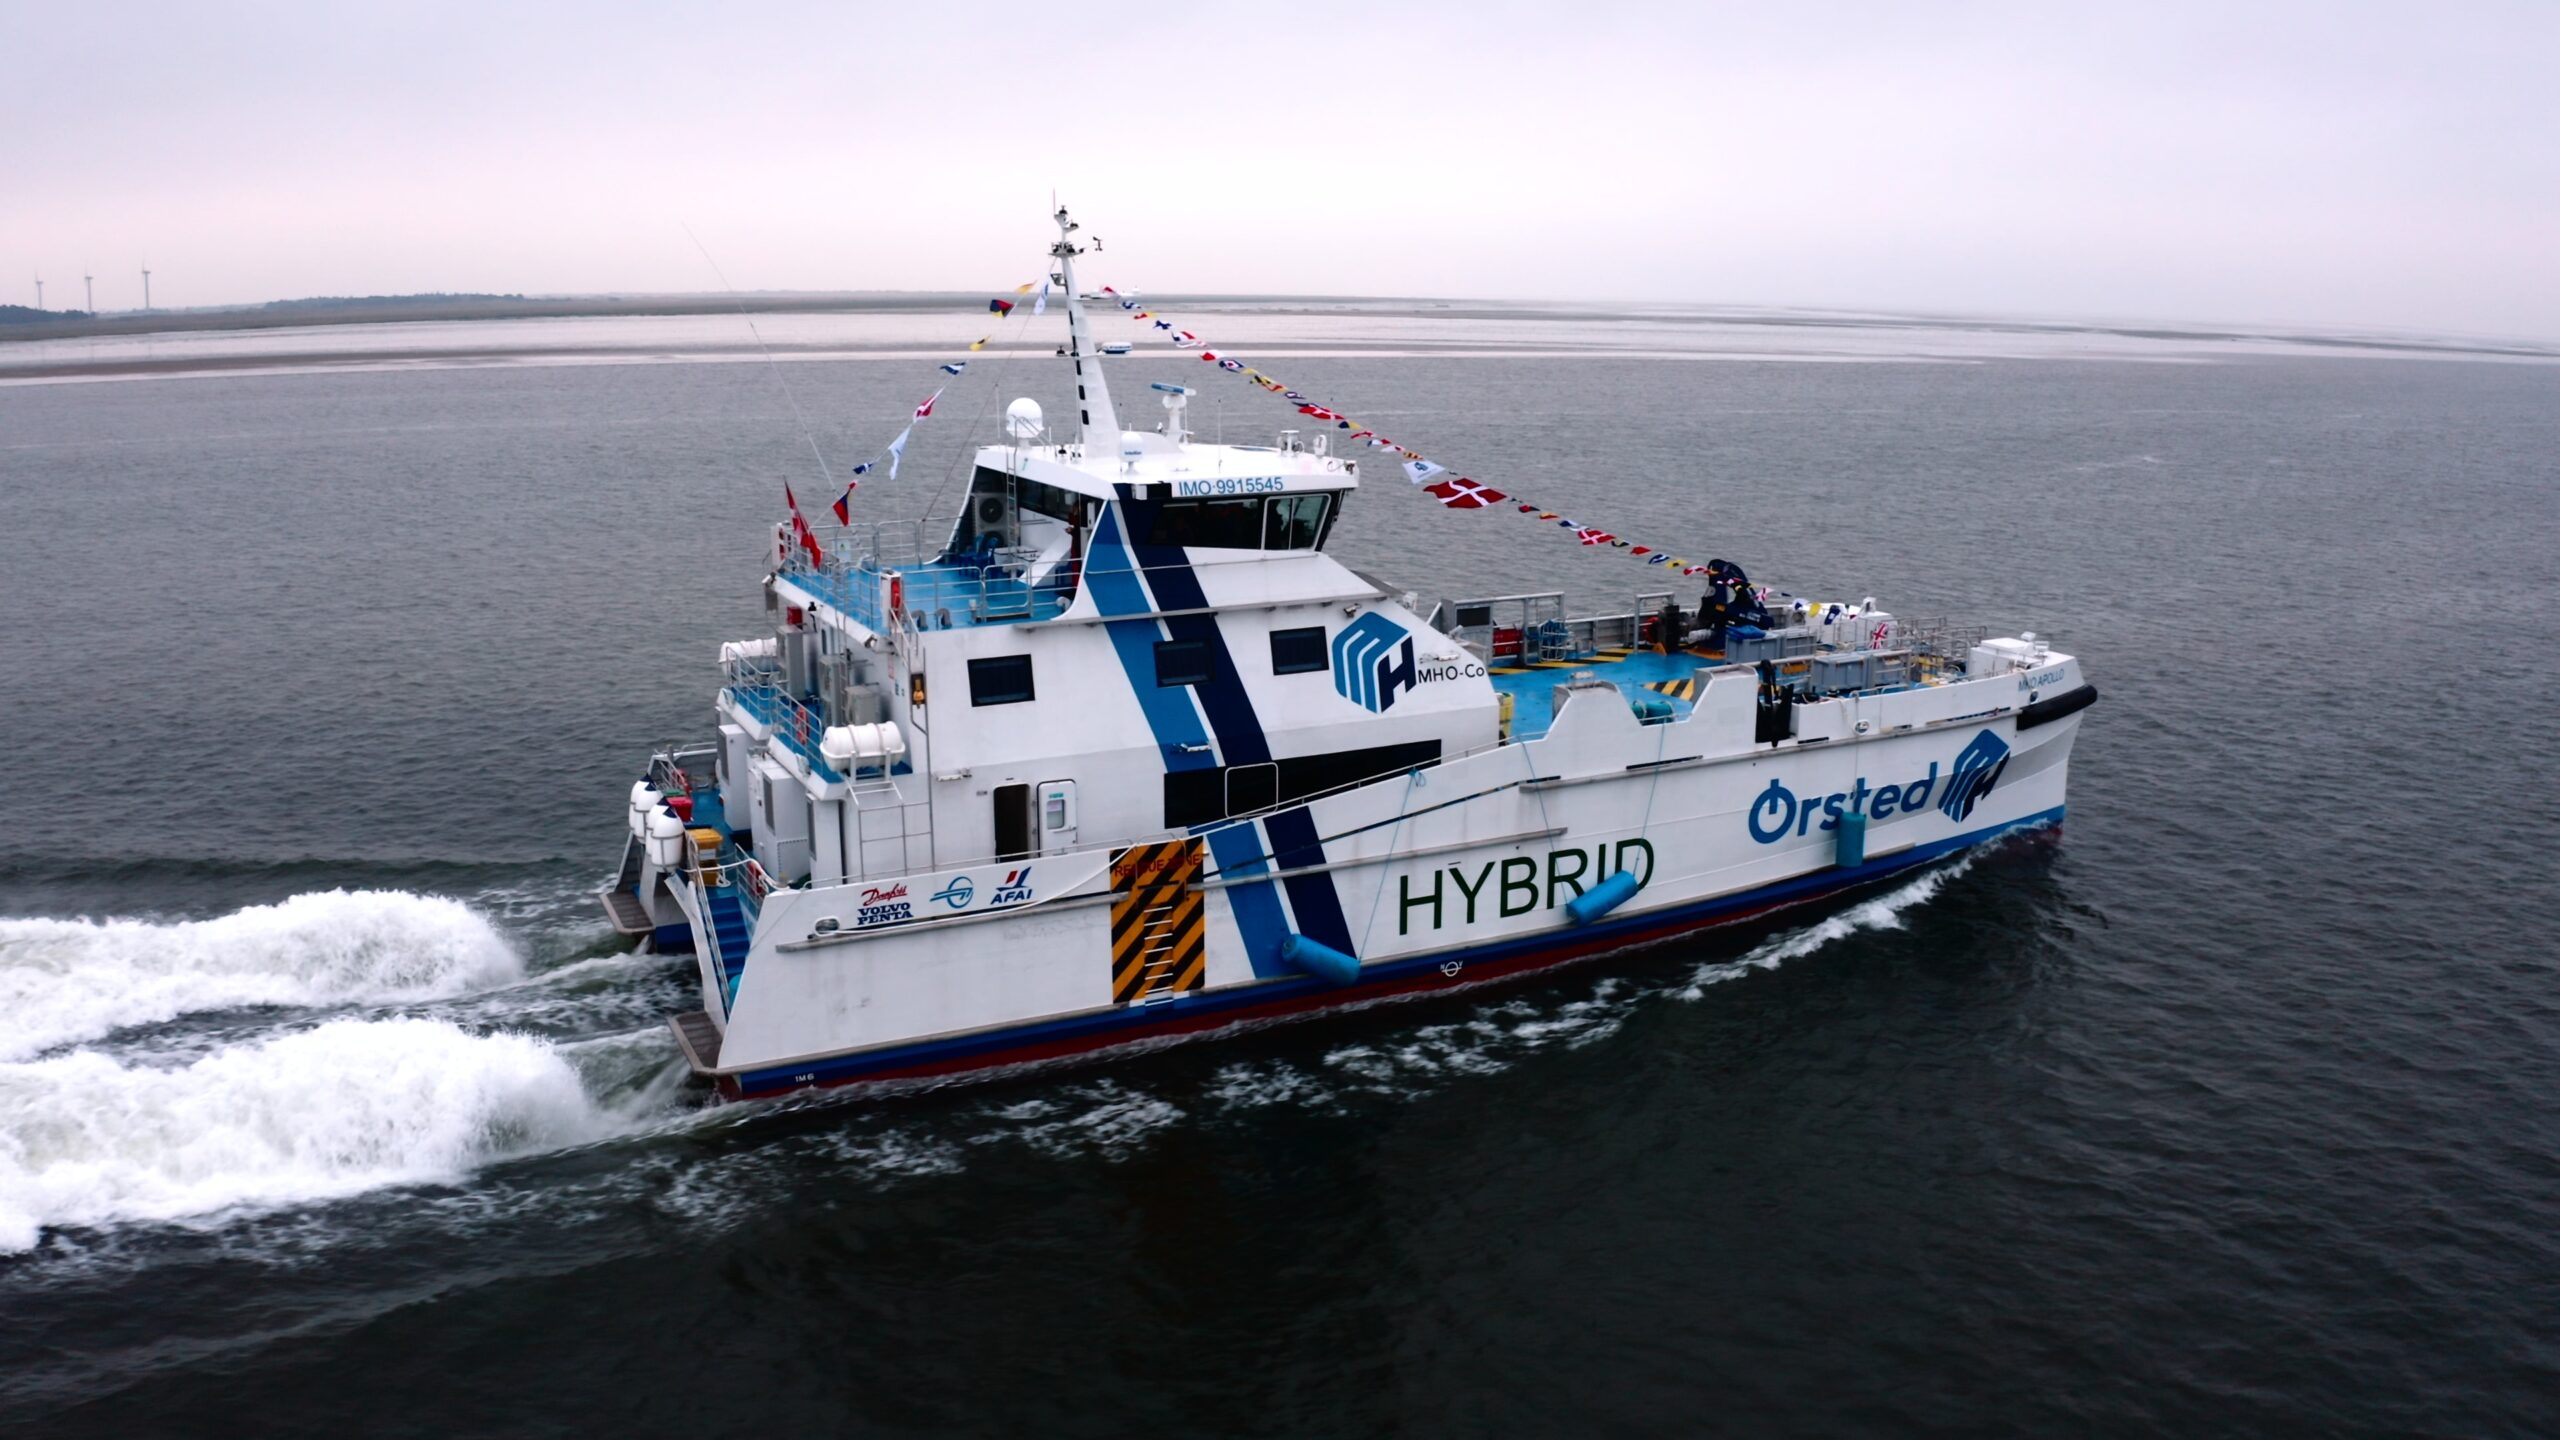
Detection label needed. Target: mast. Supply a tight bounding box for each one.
[1050,207,1120,449]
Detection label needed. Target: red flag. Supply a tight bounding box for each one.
[1425,478,1508,509]
[1297,404,1343,422]
[1576,527,1615,546]
[914,388,943,420]
[830,481,857,526]
[784,485,826,567]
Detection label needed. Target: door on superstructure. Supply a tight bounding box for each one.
[1039,779,1079,853]
[993,783,1036,862]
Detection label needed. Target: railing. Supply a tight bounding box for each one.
[719,676,849,784]
[1895,617,1992,678]
[648,744,721,800]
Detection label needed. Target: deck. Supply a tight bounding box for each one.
[787,556,1074,631]
[1490,645,1728,739]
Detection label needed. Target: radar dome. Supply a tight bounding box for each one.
[1004,397,1044,439]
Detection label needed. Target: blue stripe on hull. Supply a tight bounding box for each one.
[724,805,2066,1097]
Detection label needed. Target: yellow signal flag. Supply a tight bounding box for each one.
[970,336,991,351]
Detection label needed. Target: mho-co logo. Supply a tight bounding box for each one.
[1332,612,1419,713]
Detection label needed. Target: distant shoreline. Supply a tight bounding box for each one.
[0,292,1009,343]
[0,291,1456,345]
[5,294,2555,385]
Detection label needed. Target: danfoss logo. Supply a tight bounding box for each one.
[1333,612,1418,713]
[1746,730,2013,844]
[858,883,909,906]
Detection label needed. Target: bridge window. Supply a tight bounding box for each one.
[1160,740,1443,828]
[1149,497,1266,549]
[967,466,1081,522]
[1139,492,1341,551]
[1262,493,1332,549]
[1154,639,1215,687]
[1270,626,1327,675]
[967,654,1036,706]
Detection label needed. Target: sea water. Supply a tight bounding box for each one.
[1,307,2555,1435]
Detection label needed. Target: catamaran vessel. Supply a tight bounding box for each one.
[604,210,2098,1100]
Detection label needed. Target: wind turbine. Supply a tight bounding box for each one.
[84,271,94,313]
[141,265,152,311]
[32,275,42,310]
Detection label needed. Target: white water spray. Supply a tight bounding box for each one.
[1675,854,1979,999]
[0,890,523,1061]
[0,1016,617,1252]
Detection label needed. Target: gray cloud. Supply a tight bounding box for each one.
[3,0,2554,337]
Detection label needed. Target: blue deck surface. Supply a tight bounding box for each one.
[789,558,1071,630]
[1491,648,1724,738]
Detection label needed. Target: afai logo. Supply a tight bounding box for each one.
[1940,730,2011,822]
[1333,612,1419,713]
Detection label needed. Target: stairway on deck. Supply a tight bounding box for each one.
[704,885,752,1004]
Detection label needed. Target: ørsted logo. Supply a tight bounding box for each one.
[1939,731,2011,822]
[1745,730,2013,844]
[1333,612,1418,713]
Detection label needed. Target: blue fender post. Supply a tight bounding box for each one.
[1565,869,1641,925]
[1279,933,1361,986]
[1835,809,1868,867]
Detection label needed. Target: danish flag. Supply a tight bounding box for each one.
[1424,478,1508,509]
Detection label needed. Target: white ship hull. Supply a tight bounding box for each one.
[653,661,2088,1099]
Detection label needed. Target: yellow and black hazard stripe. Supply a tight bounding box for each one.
[1644,677,1700,702]
[1110,839,1206,1004]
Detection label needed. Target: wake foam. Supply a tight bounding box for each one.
[0,1017,616,1252]
[1675,854,1978,998]
[0,890,523,1060]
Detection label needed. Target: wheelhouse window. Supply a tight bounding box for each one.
[1262,493,1332,549]
[1148,497,1266,549]
[968,654,1036,706]
[1138,491,1342,551]
[1270,626,1327,675]
[953,467,1091,560]
[965,466,1083,523]
[1154,639,1214,687]
[1161,740,1442,828]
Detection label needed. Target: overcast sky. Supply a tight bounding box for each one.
[4,1,2554,337]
